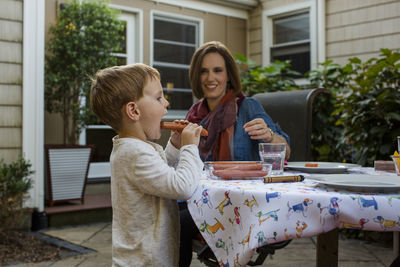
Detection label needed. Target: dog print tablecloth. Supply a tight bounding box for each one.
[187,172,400,266]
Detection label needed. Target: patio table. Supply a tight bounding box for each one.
[187,168,400,266]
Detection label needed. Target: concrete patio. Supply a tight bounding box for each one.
[11,222,397,267]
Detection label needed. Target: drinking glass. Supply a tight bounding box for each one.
[259,143,286,175]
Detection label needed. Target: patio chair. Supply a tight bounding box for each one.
[253,88,330,161]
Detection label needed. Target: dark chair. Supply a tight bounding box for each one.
[253,88,330,161]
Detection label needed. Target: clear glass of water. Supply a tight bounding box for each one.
[259,143,286,175]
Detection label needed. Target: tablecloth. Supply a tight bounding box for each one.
[187,170,400,266]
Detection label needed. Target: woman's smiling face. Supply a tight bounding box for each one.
[200,52,229,110]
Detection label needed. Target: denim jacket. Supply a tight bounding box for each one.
[233,97,290,161]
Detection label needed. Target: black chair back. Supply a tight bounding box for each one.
[253,88,330,161]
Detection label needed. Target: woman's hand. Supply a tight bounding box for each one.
[243,118,273,142]
[244,118,291,159]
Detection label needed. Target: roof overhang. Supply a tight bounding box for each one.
[152,0,259,19]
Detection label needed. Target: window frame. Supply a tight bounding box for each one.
[262,1,324,77]
[79,7,143,180]
[150,10,203,120]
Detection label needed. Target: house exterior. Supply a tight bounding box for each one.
[0,0,399,213]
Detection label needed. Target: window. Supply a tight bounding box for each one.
[80,10,141,179]
[152,14,202,118]
[263,2,322,76]
[271,12,310,75]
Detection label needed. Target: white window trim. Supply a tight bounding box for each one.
[150,10,203,120]
[262,0,325,71]
[23,0,45,211]
[110,4,143,63]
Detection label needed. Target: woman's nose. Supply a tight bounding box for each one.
[206,72,214,81]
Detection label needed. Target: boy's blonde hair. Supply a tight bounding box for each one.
[90,63,160,131]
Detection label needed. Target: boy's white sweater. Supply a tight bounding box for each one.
[110,137,203,267]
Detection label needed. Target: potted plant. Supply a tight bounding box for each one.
[44,0,124,205]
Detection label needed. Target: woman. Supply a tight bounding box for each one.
[179,41,291,267]
[186,41,290,161]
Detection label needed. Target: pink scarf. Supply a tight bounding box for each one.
[186,91,244,161]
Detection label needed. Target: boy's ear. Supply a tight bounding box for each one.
[125,101,140,121]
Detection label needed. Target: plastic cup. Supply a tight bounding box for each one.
[259,143,286,175]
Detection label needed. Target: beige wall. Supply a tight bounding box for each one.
[44,0,247,144]
[0,0,23,163]
[326,0,400,65]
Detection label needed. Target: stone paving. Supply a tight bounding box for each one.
[12,222,397,267]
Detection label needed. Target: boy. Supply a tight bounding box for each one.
[90,64,204,266]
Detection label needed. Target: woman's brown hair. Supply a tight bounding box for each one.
[189,41,242,99]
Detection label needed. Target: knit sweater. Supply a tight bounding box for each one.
[110,137,203,266]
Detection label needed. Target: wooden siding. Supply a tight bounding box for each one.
[0,0,23,163]
[249,0,400,68]
[326,0,400,65]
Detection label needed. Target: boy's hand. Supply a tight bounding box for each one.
[181,123,202,147]
[169,120,185,149]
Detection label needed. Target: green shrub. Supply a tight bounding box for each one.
[0,158,34,232]
[309,50,400,165]
[307,60,356,162]
[235,54,301,96]
[334,49,400,165]
[45,0,124,145]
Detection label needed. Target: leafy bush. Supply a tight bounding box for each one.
[307,61,356,162]
[235,54,301,96]
[334,49,400,165]
[0,158,34,232]
[45,0,124,144]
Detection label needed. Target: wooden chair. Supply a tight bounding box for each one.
[253,88,330,161]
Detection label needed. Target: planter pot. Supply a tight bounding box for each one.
[45,145,94,206]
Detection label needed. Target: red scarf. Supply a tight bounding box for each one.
[186,91,244,161]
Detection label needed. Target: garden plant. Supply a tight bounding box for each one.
[45,0,124,145]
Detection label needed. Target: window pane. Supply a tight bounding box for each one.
[155,65,193,110]
[273,12,309,44]
[164,88,193,110]
[271,44,310,75]
[154,42,195,65]
[154,19,195,43]
[156,65,190,89]
[86,128,116,162]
